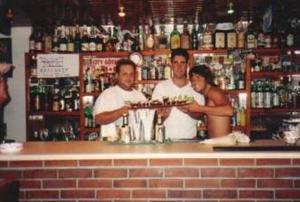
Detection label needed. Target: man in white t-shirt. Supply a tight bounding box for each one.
[152,49,205,139]
[94,59,146,140]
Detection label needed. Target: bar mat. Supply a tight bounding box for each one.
[213,146,300,151]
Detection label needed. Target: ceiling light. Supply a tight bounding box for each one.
[118,6,126,17]
[227,2,234,15]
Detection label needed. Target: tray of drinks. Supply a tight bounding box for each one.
[129,96,194,109]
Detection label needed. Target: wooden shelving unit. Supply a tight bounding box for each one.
[25,47,300,140]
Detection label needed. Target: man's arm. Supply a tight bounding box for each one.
[94,106,129,125]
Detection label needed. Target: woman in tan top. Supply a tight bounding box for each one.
[180,65,233,138]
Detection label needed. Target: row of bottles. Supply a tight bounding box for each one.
[29,116,79,141]
[230,96,246,127]
[137,55,172,81]
[29,14,300,53]
[30,78,79,112]
[119,113,165,144]
[251,54,300,72]
[194,52,246,90]
[251,77,300,109]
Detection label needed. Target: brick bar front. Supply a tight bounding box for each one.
[0,141,300,201]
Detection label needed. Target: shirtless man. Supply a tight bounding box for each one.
[180,65,233,138]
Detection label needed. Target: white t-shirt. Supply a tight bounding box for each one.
[152,79,205,139]
[94,85,146,137]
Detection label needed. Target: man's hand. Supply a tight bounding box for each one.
[119,105,130,116]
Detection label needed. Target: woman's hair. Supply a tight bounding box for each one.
[189,65,216,86]
[115,59,136,73]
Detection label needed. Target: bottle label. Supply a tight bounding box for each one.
[96,44,103,51]
[265,92,272,108]
[203,33,212,48]
[59,43,67,52]
[181,35,190,49]
[170,35,180,49]
[247,34,256,49]
[215,32,225,48]
[81,43,89,51]
[237,32,245,48]
[67,43,74,52]
[89,42,96,51]
[227,32,237,48]
[36,42,43,51]
[146,36,155,49]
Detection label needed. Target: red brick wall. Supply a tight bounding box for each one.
[0,158,300,201]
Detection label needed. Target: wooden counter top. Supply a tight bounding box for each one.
[0,140,299,161]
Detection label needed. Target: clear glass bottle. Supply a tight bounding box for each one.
[120,113,131,143]
[155,114,165,143]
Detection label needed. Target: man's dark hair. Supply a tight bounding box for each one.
[115,59,136,73]
[171,48,189,62]
[189,65,216,86]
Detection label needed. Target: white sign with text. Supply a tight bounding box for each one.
[37,54,79,78]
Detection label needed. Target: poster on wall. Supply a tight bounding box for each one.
[37,54,79,78]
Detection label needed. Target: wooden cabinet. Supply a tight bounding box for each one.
[248,48,300,137]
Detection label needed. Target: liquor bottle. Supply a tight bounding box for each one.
[256,80,264,108]
[226,24,237,49]
[214,23,225,49]
[81,26,89,52]
[239,107,246,127]
[31,85,41,111]
[51,28,58,52]
[236,21,245,49]
[144,25,155,50]
[43,27,53,53]
[157,25,168,49]
[29,27,36,52]
[264,80,272,108]
[59,28,68,52]
[191,24,198,50]
[67,27,75,52]
[120,113,131,143]
[250,81,256,108]
[35,28,44,52]
[180,20,190,49]
[197,23,204,49]
[85,68,94,93]
[256,26,265,48]
[59,89,65,111]
[272,81,280,108]
[89,26,97,51]
[95,34,104,52]
[138,25,144,51]
[74,25,81,53]
[170,22,180,49]
[164,63,171,79]
[285,24,295,48]
[155,114,165,143]
[245,17,257,49]
[84,102,94,128]
[202,23,214,49]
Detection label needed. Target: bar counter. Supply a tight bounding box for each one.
[1,140,300,201]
